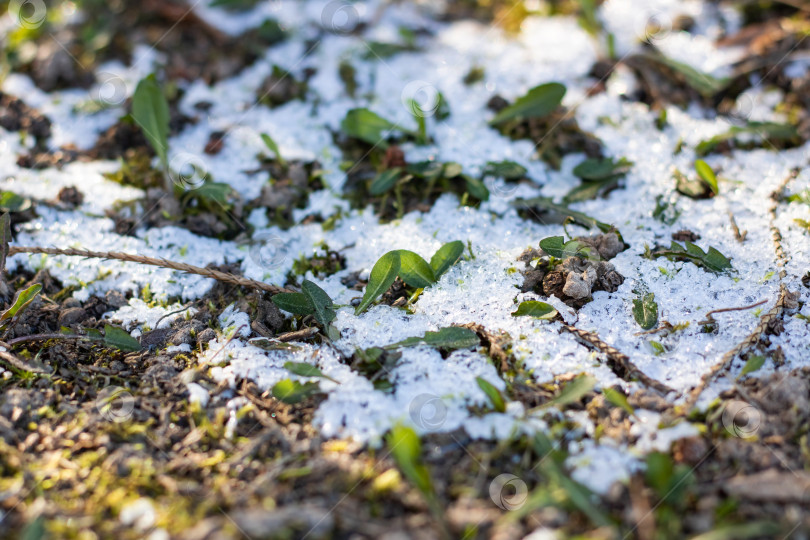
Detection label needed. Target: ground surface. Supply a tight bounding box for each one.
[1,0,810,538]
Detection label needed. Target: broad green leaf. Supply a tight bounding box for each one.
[369,168,402,195]
[283,361,337,383]
[476,376,506,413]
[641,53,729,98]
[0,284,41,326]
[341,108,399,148]
[387,327,480,350]
[0,192,32,213]
[511,301,557,320]
[483,160,527,180]
[490,82,566,125]
[541,374,597,409]
[301,280,336,327]
[260,133,286,166]
[737,355,766,379]
[397,250,436,288]
[103,324,142,352]
[191,182,231,205]
[272,292,315,316]
[462,174,490,201]
[632,292,658,330]
[429,240,464,279]
[131,74,170,169]
[355,251,401,315]
[603,387,634,416]
[573,157,632,180]
[387,424,434,497]
[695,159,718,194]
[272,378,321,404]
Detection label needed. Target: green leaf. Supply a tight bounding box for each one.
[573,157,632,180]
[260,133,285,166]
[301,280,336,327]
[603,387,634,416]
[655,241,732,273]
[737,355,766,379]
[511,301,558,320]
[538,236,591,259]
[272,378,321,404]
[369,168,402,196]
[674,168,713,199]
[396,250,436,288]
[429,240,464,279]
[489,82,566,125]
[341,108,400,148]
[0,192,32,213]
[640,52,729,98]
[0,284,41,327]
[482,160,527,180]
[632,292,658,330]
[462,174,490,201]
[272,292,315,316]
[283,361,336,382]
[102,324,142,352]
[442,162,464,178]
[694,159,718,194]
[696,121,799,156]
[476,376,506,413]
[387,425,434,497]
[355,250,401,315]
[387,327,480,351]
[541,374,597,409]
[563,178,621,203]
[131,74,170,169]
[191,182,231,205]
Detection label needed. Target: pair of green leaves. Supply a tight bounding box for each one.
[564,157,633,203]
[355,241,464,315]
[653,241,732,274]
[272,279,336,329]
[489,82,566,126]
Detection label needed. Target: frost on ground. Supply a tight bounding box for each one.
[2,0,809,504]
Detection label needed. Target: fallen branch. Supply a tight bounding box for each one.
[561,324,674,395]
[8,246,294,296]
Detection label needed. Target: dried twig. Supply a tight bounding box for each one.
[8,246,294,295]
[728,210,747,243]
[682,169,798,412]
[561,324,674,395]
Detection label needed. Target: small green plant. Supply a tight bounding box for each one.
[565,156,632,203]
[131,74,170,189]
[341,108,409,148]
[355,241,465,314]
[385,326,479,351]
[538,236,594,259]
[272,279,339,339]
[489,82,566,126]
[651,241,732,273]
